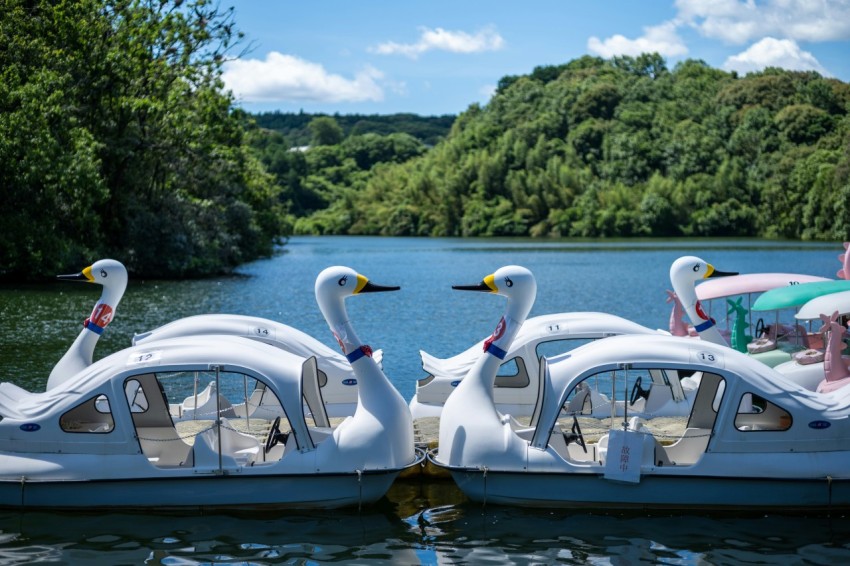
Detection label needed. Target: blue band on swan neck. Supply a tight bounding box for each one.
[486,343,507,360]
[694,319,715,332]
[85,320,105,335]
[346,347,367,363]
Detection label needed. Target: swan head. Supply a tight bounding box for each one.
[57,259,128,298]
[57,259,127,335]
[453,265,537,322]
[315,266,400,328]
[670,256,737,292]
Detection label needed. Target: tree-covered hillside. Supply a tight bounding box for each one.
[252,112,454,147]
[274,54,850,240]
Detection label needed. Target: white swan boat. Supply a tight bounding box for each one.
[410,256,736,420]
[51,258,376,418]
[432,265,850,510]
[0,267,416,510]
[133,314,379,419]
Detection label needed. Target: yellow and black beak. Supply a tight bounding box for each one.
[57,265,95,283]
[354,274,400,294]
[705,264,738,279]
[452,274,498,293]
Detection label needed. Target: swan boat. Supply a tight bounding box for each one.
[0,267,416,510]
[432,264,850,510]
[52,259,375,418]
[433,332,850,511]
[133,314,380,419]
[414,257,737,421]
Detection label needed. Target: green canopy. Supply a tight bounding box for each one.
[752,280,850,311]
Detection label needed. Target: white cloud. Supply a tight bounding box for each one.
[676,0,850,44]
[222,52,384,103]
[371,26,505,59]
[723,37,831,75]
[587,21,688,58]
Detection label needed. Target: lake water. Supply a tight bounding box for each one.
[1,236,849,564]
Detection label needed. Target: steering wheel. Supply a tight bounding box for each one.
[755,317,766,338]
[264,416,287,453]
[629,376,648,406]
[563,415,587,453]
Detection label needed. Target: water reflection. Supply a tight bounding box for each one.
[2,481,847,565]
[0,481,850,566]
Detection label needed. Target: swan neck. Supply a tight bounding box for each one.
[672,276,727,346]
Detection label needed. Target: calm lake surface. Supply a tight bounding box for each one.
[1,236,849,564]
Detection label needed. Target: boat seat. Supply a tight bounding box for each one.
[219,418,262,465]
[792,324,827,351]
[192,419,261,470]
[138,426,193,467]
[659,427,711,466]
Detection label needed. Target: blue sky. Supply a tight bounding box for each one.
[221,0,850,116]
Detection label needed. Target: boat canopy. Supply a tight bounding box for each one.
[796,290,850,321]
[695,273,830,301]
[752,280,850,312]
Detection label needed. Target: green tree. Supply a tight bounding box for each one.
[309,116,344,146]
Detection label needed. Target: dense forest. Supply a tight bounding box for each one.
[255,54,850,239]
[1,0,289,280]
[252,112,454,147]
[4,1,850,280]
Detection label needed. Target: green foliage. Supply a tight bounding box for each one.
[266,54,849,242]
[252,111,454,147]
[309,116,344,146]
[1,0,289,280]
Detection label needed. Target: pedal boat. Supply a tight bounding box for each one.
[432,264,850,510]
[0,267,415,511]
[133,314,380,419]
[433,333,850,511]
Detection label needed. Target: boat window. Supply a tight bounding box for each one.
[495,357,530,388]
[132,370,293,468]
[557,367,723,429]
[125,379,149,413]
[536,338,595,361]
[734,393,792,431]
[497,358,518,376]
[60,395,115,434]
[560,368,655,419]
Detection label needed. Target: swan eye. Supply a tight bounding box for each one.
[338,275,348,287]
[504,277,513,288]
[101,269,108,278]
[692,264,700,273]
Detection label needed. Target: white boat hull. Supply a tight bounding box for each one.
[446,469,850,511]
[0,470,402,510]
